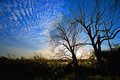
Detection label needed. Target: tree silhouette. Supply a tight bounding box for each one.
[65,0,120,72]
[50,19,86,67]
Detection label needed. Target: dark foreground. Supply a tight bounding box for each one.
[0,48,120,80]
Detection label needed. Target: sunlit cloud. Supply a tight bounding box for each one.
[35,49,55,59]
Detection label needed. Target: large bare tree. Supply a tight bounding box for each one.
[65,0,120,70]
[49,19,87,67]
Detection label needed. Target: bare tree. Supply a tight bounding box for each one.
[49,19,87,67]
[65,0,120,70]
[54,48,71,60]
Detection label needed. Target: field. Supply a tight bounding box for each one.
[1,49,120,80]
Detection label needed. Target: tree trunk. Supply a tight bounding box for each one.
[89,35,106,75]
[91,41,106,75]
[95,49,107,75]
[71,52,79,67]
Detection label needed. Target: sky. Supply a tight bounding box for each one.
[0,0,65,58]
[0,0,120,58]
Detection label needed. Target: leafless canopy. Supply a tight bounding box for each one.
[64,0,120,69]
[50,19,87,59]
[66,0,120,50]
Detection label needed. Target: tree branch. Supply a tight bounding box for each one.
[101,29,120,43]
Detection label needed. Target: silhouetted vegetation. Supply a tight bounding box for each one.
[0,47,120,80]
[101,47,120,76]
[60,0,120,74]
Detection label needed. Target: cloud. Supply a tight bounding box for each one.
[7,7,12,13]
[11,12,18,21]
[26,8,30,18]
[13,0,18,8]
[15,10,22,20]
[21,8,26,16]
[29,8,33,15]
[0,0,65,58]
[28,0,33,15]
[35,49,55,59]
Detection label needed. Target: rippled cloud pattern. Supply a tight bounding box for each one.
[0,0,64,57]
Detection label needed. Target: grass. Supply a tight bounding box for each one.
[0,48,120,80]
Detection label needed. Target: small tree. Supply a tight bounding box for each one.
[50,19,86,67]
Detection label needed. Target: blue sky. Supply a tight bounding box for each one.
[0,0,64,57]
[0,0,120,58]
